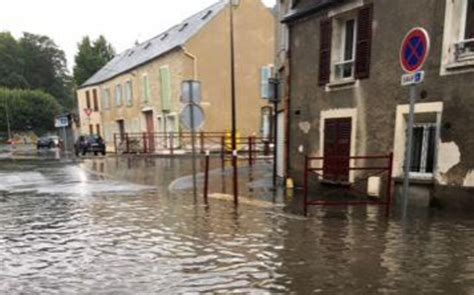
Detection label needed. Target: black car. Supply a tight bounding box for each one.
[37,136,60,150]
[75,135,106,156]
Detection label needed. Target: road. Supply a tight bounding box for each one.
[0,148,473,294]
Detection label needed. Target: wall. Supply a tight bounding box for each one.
[287,0,474,207]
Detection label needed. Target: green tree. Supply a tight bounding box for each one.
[73,35,115,86]
[0,32,28,88]
[0,88,62,135]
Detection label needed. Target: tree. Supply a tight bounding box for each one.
[0,88,62,135]
[73,35,115,86]
[0,32,74,110]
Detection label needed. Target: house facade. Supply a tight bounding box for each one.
[282,0,474,210]
[77,0,275,150]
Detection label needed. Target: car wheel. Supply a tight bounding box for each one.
[82,149,87,156]
[94,151,98,156]
[101,150,106,156]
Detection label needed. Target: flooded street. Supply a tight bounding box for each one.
[0,153,473,294]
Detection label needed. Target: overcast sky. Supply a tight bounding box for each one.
[1,0,276,72]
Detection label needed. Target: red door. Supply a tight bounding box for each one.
[145,111,155,152]
[323,118,352,182]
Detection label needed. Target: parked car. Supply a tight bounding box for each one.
[37,136,60,150]
[75,135,106,156]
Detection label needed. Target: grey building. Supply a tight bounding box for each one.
[281,0,474,210]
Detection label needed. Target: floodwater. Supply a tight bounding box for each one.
[0,154,473,294]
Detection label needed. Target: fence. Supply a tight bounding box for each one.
[303,153,394,216]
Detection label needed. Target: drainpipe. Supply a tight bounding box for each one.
[183,47,198,80]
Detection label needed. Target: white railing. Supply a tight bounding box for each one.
[334,60,355,80]
[454,38,474,62]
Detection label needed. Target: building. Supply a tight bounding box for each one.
[281,0,474,210]
[77,0,275,151]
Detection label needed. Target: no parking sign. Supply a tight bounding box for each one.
[400,28,430,85]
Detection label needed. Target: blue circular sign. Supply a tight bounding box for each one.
[400,28,430,73]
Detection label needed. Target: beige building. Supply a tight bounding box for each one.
[76,0,275,151]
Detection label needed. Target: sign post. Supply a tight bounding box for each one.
[400,28,430,216]
[181,80,204,199]
[55,115,70,154]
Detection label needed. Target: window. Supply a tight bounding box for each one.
[335,18,356,79]
[409,124,436,176]
[86,90,91,109]
[89,124,94,135]
[102,88,110,109]
[260,65,273,99]
[125,81,133,106]
[318,4,373,85]
[142,75,151,103]
[115,84,123,107]
[92,89,99,112]
[465,0,474,40]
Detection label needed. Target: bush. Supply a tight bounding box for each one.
[0,88,62,135]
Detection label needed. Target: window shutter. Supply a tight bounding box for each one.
[466,0,474,39]
[318,18,332,86]
[86,90,91,109]
[355,4,373,80]
[260,66,273,99]
[160,66,172,112]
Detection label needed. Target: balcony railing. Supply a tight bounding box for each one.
[334,60,355,80]
[454,38,474,62]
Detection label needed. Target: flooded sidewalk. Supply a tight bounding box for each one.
[0,155,473,294]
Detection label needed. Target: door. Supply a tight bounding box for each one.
[117,120,125,141]
[144,111,155,152]
[323,118,352,182]
[276,112,285,178]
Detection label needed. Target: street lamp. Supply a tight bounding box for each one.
[229,0,240,205]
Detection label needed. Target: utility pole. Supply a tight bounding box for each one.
[229,0,239,205]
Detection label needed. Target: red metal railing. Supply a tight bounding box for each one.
[303,153,394,217]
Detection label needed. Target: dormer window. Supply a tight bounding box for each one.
[160,33,169,41]
[201,10,213,20]
[179,23,189,32]
[128,50,135,57]
[144,42,152,50]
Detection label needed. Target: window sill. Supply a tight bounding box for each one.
[445,60,474,71]
[394,175,434,185]
[326,78,358,91]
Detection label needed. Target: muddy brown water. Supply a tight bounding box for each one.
[0,156,473,294]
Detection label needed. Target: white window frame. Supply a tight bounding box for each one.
[441,0,474,74]
[331,14,358,82]
[409,123,437,178]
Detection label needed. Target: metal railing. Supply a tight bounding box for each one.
[303,153,394,217]
[454,38,474,62]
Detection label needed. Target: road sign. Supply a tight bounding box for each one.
[401,71,425,86]
[84,108,93,117]
[181,80,202,104]
[180,103,205,131]
[55,116,69,128]
[400,28,430,73]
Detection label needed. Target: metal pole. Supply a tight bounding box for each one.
[189,84,198,199]
[62,126,68,153]
[229,0,238,205]
[402,85,417,217]
[273,101,278,188]
[204,150,210,205]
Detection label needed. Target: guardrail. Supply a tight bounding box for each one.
[303,153,394,217]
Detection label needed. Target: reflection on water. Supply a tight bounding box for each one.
[0,157,473,294]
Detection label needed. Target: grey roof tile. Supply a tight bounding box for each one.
[81,0,227,88]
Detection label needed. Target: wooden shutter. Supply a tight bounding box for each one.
[318,18,332,86]
[355,4,373,79]
[86,90,91,109]
[466,0,474,39]
[93,89,99,111]
[160,66,172,112]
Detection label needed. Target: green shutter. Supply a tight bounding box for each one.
[160,66,172,111]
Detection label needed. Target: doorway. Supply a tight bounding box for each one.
[144,111,155,152]
[323,118,352,182]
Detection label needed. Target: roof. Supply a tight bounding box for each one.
[282,0,344,23]
[80,0,227,88]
